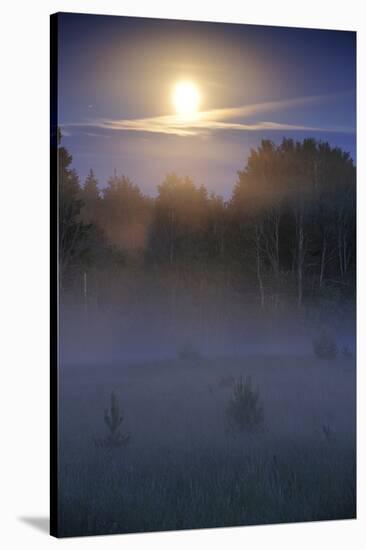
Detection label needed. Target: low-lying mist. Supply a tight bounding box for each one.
[57,288,356,536]
[60,284,355,367]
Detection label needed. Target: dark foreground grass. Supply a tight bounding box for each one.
[57,355,356,536]
[58,441,355,537]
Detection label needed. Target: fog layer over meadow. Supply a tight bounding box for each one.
[60,291,355,366]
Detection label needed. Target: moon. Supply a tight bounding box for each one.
[173,81,201,118]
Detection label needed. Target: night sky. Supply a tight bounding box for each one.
[57,13,356,197]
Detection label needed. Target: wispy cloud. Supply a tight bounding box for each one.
[63,93,354,137]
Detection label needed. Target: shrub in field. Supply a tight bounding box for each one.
[226,376,264,434]
[177,340,202,360]
[95,392,131,449]
[312,328,338,359]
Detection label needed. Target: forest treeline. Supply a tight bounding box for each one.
[58,131,355,313]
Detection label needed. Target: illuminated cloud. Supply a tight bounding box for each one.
[63,93,354,137]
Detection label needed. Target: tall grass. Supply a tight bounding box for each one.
[58,442,355,537]
[226,376,264,434]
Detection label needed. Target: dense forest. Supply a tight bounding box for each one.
[58,130,355,319]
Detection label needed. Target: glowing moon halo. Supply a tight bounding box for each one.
[173,81,201,118]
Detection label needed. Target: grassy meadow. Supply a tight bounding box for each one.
[58,354,356,536]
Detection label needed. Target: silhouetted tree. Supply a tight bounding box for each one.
[58,132,92,284]
[100,173,152,255]
[81,168,101,225]
[152,173,210,265]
